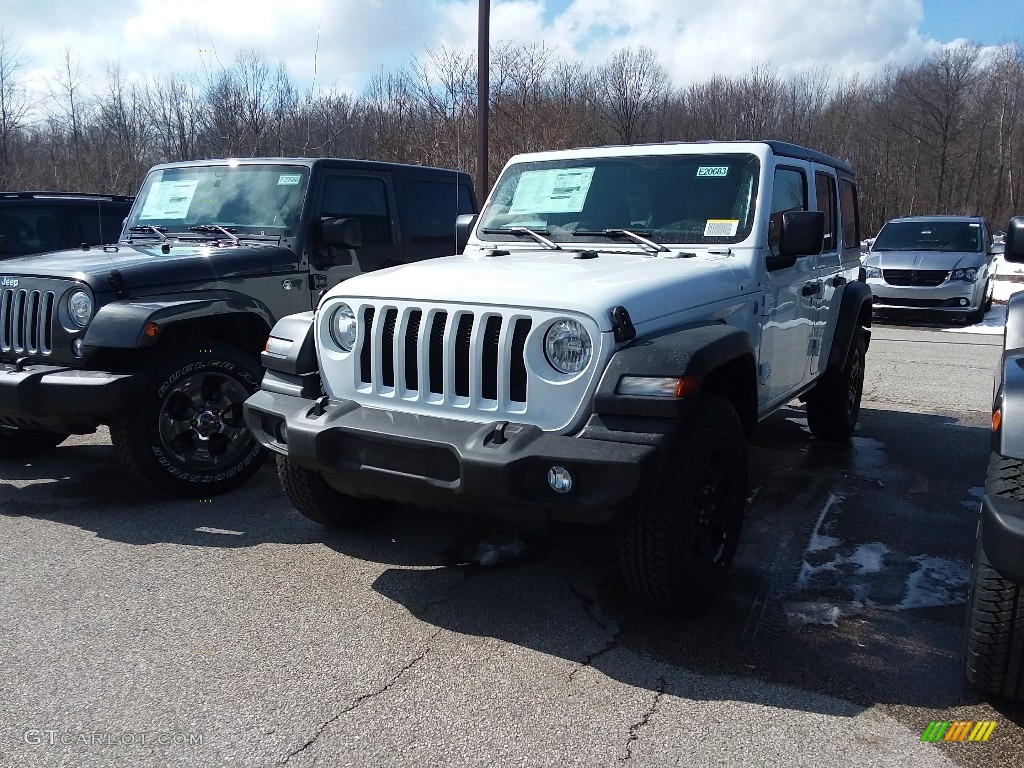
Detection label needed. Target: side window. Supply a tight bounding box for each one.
[815,171,838,252]
[397,178,470,244]
[768,167,807,258]
[839,179,860,252]
[72,204,127,247]
[321,176,392,246]
[0,204,61,254]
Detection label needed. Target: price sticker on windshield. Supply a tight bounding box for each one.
[696,166,729,177]
[277,174,302,185]
[704,219,739,237]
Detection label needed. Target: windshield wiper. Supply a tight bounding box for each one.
[127,225,168,241]
[572,228,669,253]
[188,224,240,244]
[481,226,562,250]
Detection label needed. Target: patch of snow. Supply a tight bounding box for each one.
[807,493,844,553]
[886,555,970,611]
[942,304,1006,334]
[784,601,864,627]
[849,541,889,574]
[960,486,985,509]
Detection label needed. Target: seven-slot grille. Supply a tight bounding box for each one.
[1,288,55,355]
[358,306,532,406]
[883,269,949,287]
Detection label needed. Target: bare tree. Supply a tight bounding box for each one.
[0,28,31,187]
[597,46,669,144]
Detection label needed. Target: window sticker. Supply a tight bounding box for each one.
[704,219,739,237]
[277,173,302,186]
[969,223,980,228]
[697,166,729,177]
[138,179,199,220]
[509,168,595,214]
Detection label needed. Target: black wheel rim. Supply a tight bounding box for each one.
[847,345,864,416]
[690,449,733,568]
[158,372,253,470]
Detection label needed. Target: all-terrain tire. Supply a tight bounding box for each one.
[805,327,866,443]
[110,340,266,497]
[0,427,67,459]
[963,454,1024,702]
[617,393,748,613]
[277,456,386,528]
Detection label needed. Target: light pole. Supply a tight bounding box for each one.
[477,0,490,197]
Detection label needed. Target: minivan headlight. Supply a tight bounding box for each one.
[864,266,881,279]
[68,289,93,327]
[951,268,978,282]
[329,303,357,351]
[544,319,592,374]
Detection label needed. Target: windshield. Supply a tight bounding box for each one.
[126,164,310,237]
[873,220,982,252]
[477,154,759,245]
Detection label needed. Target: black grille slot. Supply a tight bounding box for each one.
[454,314,474,397]
[404,310,422,390]
[509,318,531,403]
[380,308,398,388]
[359,307,375,383]
[883,269,948,287]
[0,288,56,355]
[428,312,448,394]
[481,316,502,400]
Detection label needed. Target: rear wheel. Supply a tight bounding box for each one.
[617,393,748,612]
[963,455,1024,702]
[0,426,67,459]
[277,456,387,528]
[110,341,266,496]
[805,327,866,442]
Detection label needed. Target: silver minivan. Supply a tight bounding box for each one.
[863,215,996,322]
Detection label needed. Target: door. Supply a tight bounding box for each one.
[759,164,816,407]
[809,169,841,376]
[306,171,402,303]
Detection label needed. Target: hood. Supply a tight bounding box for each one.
[0,241,297,291]
[867,249,983,271]
[321,248,751,329]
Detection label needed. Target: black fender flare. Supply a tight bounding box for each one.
[257,312,322,400]
[993,292,1024,458]
[82,290,275,349]
[824,281,872,374]
[592,322,756,419]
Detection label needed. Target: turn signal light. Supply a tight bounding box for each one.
[993,408,1002,432]
[144,322,160,338]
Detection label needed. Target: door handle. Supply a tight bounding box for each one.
[801,282,821,297]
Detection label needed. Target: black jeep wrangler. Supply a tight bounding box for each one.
[0,158,476,496]
[0,191,133,257]
[964,214,1024,702]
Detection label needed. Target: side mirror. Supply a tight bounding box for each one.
[1006,216,1024,263]
[455,214,477,254]
[766,210,824,270]
[321,217,362,249]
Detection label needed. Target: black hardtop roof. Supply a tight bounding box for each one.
[0,191,134,203]
[148,157,473,181]
[756,141,854,176]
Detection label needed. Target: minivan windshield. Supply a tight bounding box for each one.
[476,154,760,246]
[126,164,310,237]
[873,220,982,252]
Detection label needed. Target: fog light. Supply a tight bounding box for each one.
[72,338,84,357]
[959,298,969,307]
[274,420,288,444]
[547,466,573,494]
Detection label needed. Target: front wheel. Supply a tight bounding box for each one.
[805,327,866,443]
[110,341,266,496]
[277,456,388,528]
[0,426,67,459]
[616,393,748,613]
[963,455,1024,702]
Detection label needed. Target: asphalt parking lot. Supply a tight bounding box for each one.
[1,316,1022,768]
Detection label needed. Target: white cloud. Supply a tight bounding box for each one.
[0,0,995,108]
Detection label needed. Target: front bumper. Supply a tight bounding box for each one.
[244,389,665,525]
[980,493,1024,585]
[868,280,979,312]
[0,362,136,433]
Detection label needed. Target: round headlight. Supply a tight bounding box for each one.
[544,318,592,374]
[68,289,93,327]
[329,303,357,351]
[965,268,978,281]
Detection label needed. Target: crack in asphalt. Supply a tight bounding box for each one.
[280,628,443,765]
[565,557,622,683]
[619,677,667,764]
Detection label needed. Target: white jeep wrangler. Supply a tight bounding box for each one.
[243,141,873,611]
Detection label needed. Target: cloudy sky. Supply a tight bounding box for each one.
[1,0,1019,97]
